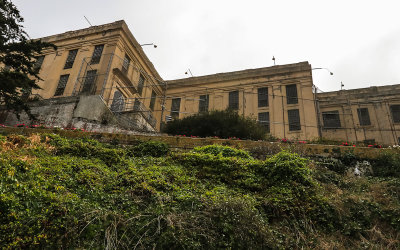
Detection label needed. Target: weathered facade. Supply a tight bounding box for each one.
[1,20,400,145]
[165,62,319,141]
[1,20,165,132]
[317,84,400,145]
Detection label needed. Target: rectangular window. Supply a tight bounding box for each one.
[258,112,270,133]
[357,108,371,126]
[81,70,97,94]
[390,105,400,123]
[64,49,78,69]
[90,44,104,64]
[171,98,181,119]
[199,94,209,112]
[122,54,130,74]
[137,74,145,96]
[258,87,268,107]
[34,55,45,71]
[288,109,301,131]
[322,110,341,128]
[286,84,298,104]
[54,74,70,96]
[150,90,157,111]
[229,91,239,110]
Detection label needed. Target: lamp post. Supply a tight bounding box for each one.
[140,43,157,48]
[312,67,333,75]
[185,69,194,77]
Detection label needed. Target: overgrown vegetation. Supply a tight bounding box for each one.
[162,109,269,140]
[1,133,399,249]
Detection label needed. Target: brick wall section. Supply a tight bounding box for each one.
[0,127,388,159]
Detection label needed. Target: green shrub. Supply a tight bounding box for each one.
[372,151,400,177]
[128,140,169,157]
[162,109,268,140]
[192,144,252,159]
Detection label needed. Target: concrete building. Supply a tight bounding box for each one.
[1,20,399,145]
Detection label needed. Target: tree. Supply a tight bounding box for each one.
[162,109,269,140]
[0,0,55,119]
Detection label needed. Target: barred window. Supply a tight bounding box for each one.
[34,55,45,71]
[199,94,209,112]
[288,109,301,131]
[81,70,97,94]
[64,49,78,69]
[54,74,69,96]
[390,105,400,123]
[357,108,371,126]
[322,110,341,128]
[171,98,181,119]
[258,87,268,107]
[110,91,125,112]
[90,45,104,64]
[122,54,130,74]
[258,112,270,133]
[137,74,145,96]
[150,90,157,111]
[229,91,239,110]
[286,84,298,104]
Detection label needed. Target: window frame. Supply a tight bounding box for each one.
[288,109,301,131]
[322,110,341,129]
[228,90,239,110]
[64,49,78,69]
[171,98,181,119]
[286,84,298,104]
[258,87,269,107]
[150,90,157,111]
[258,112,270,133]
[357,108,371,126]
[54,74,70,96]
[90,44,104,64]
[390,105,400,123]
[199,94,209,112]
[137,74,145,96]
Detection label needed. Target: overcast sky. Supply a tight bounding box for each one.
[13,0,400,91]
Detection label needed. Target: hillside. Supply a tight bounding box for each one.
[0,132,399,249]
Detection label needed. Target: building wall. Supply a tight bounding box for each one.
[165,62,320,141]
[31,20,164,131]
[317,85,400,145]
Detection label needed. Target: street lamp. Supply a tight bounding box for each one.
[140,43,157,48]
[312,67,333,75]
[185,68,194,77]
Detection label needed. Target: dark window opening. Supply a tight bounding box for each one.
[64,49,78,69]
[258,87,268,107]
[286,84,298,104]
[364,139,376,145]
[322,110,341,128]
[81,70,97,94]
[258,112,270,133]
[122,54,130,74]
[34,55,45,71]
[150,90,157,111]
[110,90,125,112]
[229,91,239,110]
[357,108,371,126]
[199,94,209,112]
[390,105,400,123]
[137,74,145,96]
[90,45,104,64]
[171,98,181,119]
[54,74,70,96]
[288,109,301,131]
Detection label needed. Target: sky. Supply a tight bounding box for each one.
[12,0,400,92]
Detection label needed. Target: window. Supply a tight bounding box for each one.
[258,112,270,133]
[137,74,145,96]
[286,84,298,104]
[90,44,104,64]
[150,90,157,111]
[54,74,70,96]
[390,105,400,123]
[322,110,341,128]
[122,54,130,74]
[110,91,125,112]
[357,108,371,126]
[364,139,375,145]
[229,91,239,110]
[34,55,45,71]
[81,70,97,94]
[171,98,181,119]
[199,94,209,112]
[288,109,301,131]
[64,49,78,69]
[258,87,268,107]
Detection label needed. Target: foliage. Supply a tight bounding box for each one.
[1,133,400,249]
[127,140,169,157]
[162,109,268,140]
[0,0,56,119]
[372,150,400,177]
